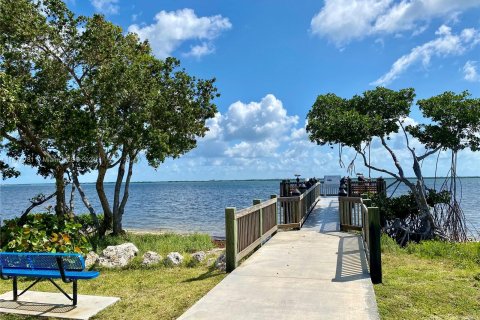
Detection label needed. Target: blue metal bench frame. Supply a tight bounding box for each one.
[0,252,99,306]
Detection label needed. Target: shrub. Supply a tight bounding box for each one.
[0,213,92,254]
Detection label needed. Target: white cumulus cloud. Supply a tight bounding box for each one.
[222,94,299,142]
[193,94,300,161]
[463,60,480,82]
[371,26,480,86]
[311,0,480,46]
[90,0,119,15]
[128,9,231,59]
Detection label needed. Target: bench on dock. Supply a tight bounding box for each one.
[0,252,99,306]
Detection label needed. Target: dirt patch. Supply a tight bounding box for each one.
[213,239,225,248]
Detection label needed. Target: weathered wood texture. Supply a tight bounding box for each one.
[278,182,321,229]
[226,195,278,271]
[347,179,387,197]
[338,196,382,284]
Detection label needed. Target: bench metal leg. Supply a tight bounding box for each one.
[47,278,77,306]
[73,280,77,306]
[13,277,17,301]
[18,278,42,298]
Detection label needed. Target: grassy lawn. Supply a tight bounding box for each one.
[0,233,226,320]
[375,235,480,320]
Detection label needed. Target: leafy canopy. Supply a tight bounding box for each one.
[409,91,480,152]
[306,87,415,148]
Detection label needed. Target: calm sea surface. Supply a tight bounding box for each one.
[0,178,479,238]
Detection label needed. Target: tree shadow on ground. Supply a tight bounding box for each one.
[183,267,224,283]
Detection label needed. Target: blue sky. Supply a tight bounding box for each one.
[4,0,480,183]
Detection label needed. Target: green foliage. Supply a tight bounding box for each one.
[95,233,214,257]
[372,193,419,220]
[1,213,92,253]
[426,188,451,206]
[75,213,104,229]
[411,91,480,151]
[1,0,218,229]
[372,189,451,222]
[306,87,415,148]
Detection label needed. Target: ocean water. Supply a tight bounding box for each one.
[0,178,479,238]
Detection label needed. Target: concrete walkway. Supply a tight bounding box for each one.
[179,197,379,320]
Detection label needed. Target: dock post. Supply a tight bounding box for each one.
[297,198,302,229]
[253,199,262,244]
[368,207,382,284]
[270,195,278,226]
[225,207,238,272]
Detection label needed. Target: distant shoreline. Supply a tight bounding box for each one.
[2,176,480,186]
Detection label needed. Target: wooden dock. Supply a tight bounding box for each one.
[179,197,380,320]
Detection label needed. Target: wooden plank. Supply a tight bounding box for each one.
[340,224,362,231]
[278,222,301,230]
[270,194,278,226]
[236,224,278,262]
[225,207,238,272]
[236,237,262,261]
[338,196,363,203]
[235,198,276,219]
[368,207,382,284]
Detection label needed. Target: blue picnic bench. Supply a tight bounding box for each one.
[0,252,99,306]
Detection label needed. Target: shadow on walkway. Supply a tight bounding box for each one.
[332,235,370,282]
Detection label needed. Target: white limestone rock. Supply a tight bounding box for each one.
[142,251,162,266]
[191,251,206,262]
[164,252,184,267]
[215,253,226,271]
[85,251,99,268]
[98,242,139,268]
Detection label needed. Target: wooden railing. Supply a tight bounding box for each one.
[338,196,382,284]
[225,195,278,272]
[278,182,320,229]
[320,183,338,196]
[347,179,386,197]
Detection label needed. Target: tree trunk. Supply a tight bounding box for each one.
[96,163,113,236]
[359,141,435,241]
[411,155,435,237]
[72,170,100,232]
[118,155,134,226]
[54,166,66,222]
[68,182,75,214]
[112,154,127,235]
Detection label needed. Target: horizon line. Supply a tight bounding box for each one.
[2,176,480,186]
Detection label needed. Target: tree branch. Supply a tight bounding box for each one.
[357,148,400,180]
[418,147,441,161]
[18,192,57,226]
[380,136,406,179]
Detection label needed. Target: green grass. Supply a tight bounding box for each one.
[375,236,480,320]
[0,233,225,320]
[94,232,215,257]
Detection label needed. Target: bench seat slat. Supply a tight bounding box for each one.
[0,252,85,271]
[1,268,99,280]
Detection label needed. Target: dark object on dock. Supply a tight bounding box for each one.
[347,177,386,197]
[280,180,291,197]
[291,188,301,196]
[338,177,348,196]
[298,183,307,194]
